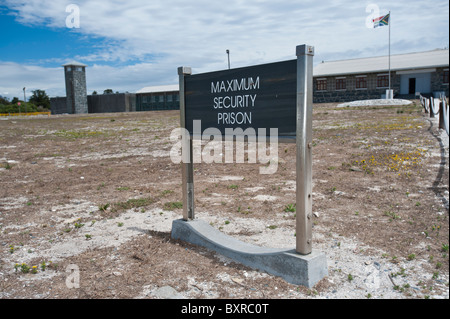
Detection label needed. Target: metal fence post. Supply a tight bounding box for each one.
[296,45,314,255]
[178,66,195,221]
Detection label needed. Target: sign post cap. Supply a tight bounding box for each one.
[178,66,192,75]
[296,45,314,57]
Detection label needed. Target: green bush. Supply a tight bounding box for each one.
[0,102,39,114]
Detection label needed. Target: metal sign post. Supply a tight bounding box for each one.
[296,45,314,255]
[178,66,195,221]
[173,45,327,287]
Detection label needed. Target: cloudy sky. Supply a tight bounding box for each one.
[0,0,448,100]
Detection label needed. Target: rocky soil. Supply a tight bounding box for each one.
[0,100,448,300]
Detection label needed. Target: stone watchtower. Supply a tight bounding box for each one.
[63,61,88,114]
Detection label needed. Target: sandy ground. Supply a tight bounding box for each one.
[0,100,448,300]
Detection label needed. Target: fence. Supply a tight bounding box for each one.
[420,94,449,136]
[0,112,51,117]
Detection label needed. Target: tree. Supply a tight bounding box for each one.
[103,89,113,94]
[92,90,98,95]
[0,95,9,105]
[29,90,50,109]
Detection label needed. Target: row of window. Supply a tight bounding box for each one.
[140,93,180,104]
[316,70,449,92]
[316,75,390,91]
[65,66,84,72]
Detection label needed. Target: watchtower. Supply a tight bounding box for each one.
[62,61,88,114]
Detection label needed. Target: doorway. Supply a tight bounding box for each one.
[409,78,416,94]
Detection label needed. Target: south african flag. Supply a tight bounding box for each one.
[373,13,390,28]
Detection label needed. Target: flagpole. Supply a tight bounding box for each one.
[388,11,391,97]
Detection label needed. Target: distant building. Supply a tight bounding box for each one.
[51,49,449,114]
[63,61,88,114]
[135,85,179,111]
[133,49,449,107]
[313,49,449,103]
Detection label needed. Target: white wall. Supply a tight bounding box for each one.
[400,72,431,94]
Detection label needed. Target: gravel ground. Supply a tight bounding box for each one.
[0,101,448,301]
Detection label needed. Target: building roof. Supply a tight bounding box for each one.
[134,49,448,92]
[136,84,179,94]
[62,61,88,67]
[314,49,449,77]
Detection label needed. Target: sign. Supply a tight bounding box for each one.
[184,59,297,139]
[177,44,317,257]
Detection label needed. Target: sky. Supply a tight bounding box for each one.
[0,0,448,101]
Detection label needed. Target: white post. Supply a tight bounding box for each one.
[387,11,393,99]
[296,45,314,255]
[178,66,195,220]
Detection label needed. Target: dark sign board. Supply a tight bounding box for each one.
[184,59,297,139]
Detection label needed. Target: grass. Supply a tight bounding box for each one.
[163,201,183,210]
[14,261,56,274]
[98,197,154,213]
[350,147,428,177]
[54,129,104,139]
[74,222,84,229]
[384,210,401,221]
[161,189,174,196]
[98,203,110,212]
[284,203,296,212]
[115,197,154,210]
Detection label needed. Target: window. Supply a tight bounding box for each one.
[444,70,449,84]
[66,67,72,72]
[356,76,367,89]
[316,79,327,91]
[377,75,389,88]
[336,78,346,90]
[167,94,173,102]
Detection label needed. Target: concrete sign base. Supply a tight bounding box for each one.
[171,219,328,288]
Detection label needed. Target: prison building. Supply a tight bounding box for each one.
[63,61,88,114]
[135,84,180,111]
[313,48,449,103]
[51,92,137,114]
[51,49,449,114]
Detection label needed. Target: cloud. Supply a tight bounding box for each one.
[0,62,62,98]
[0,0,448,100]
[0,61,179,99]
